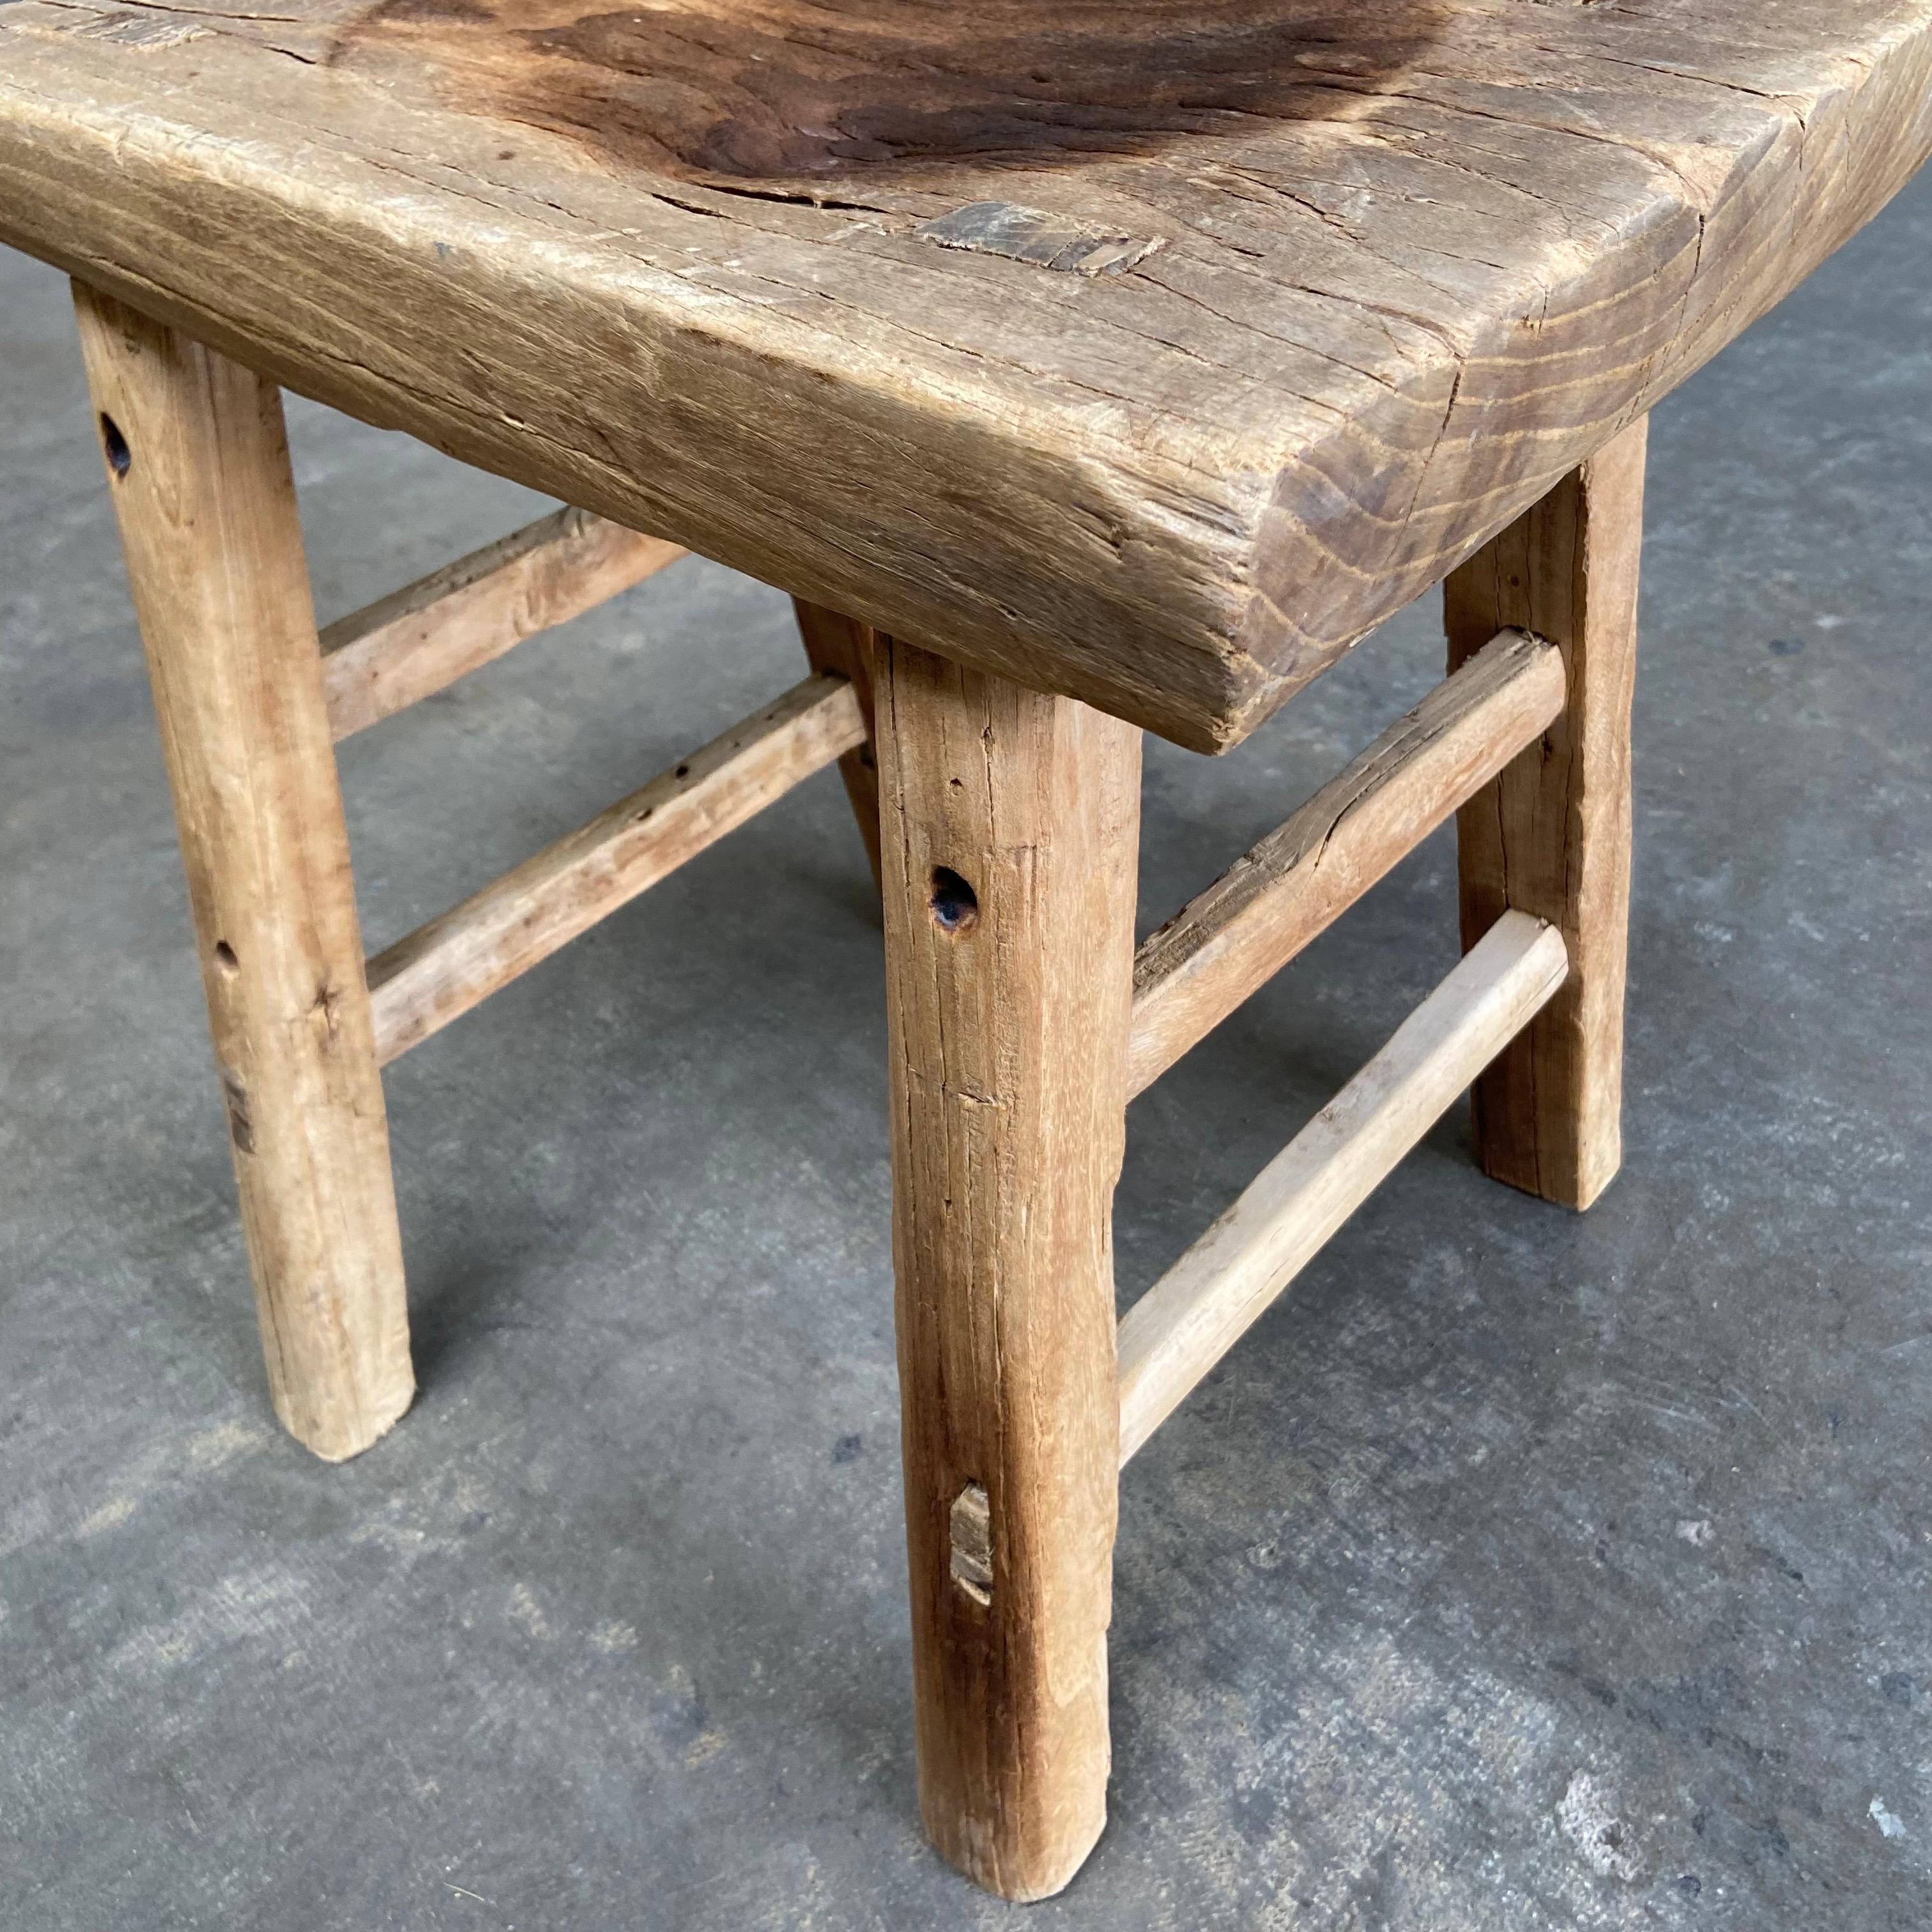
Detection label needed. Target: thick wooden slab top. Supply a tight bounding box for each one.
[3,1,1929,747]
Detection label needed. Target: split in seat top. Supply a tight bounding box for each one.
[2,0,1928,749]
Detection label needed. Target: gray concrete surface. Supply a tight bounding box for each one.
[3,167,1929,1928]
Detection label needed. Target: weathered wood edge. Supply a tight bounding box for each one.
[6,10,1929,749]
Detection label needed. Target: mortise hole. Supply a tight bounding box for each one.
[212,941,240,976]
[99,414,132,479]
[949,1482,993,1605]
[929,866,979,936]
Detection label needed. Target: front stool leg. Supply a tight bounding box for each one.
[73,283,413,1460]
[1446,415,1647,1208]
[873,638,1140,1899]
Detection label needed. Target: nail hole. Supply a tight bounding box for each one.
[100,414,132,479]
[929,866,979,936]
[212,941,240,976]
[674,763,690,779]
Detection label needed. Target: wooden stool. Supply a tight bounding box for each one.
[5,0,1927,1900]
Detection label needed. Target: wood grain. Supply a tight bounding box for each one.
[876,638,1140,1899]
[72,280,412,1462]
[1118,910,1567,1466]
[367,671,864,1061]
[1128,627,1565,1098]
[791,599,884,893]
[321,505,686,739]
[6,4,1927,747]
[1445,418,1647,1208]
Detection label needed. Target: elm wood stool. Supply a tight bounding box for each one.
[5,0,1929,1901]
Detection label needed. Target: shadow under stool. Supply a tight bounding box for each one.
[3,0,1928,1900]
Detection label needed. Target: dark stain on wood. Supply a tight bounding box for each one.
[334,1,1445,186]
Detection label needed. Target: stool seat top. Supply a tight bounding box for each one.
[4,1,1928,747]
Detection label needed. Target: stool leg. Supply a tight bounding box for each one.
[874,638,1140,1899]
[1445,416,1647,1209]
[73,282,413,1460]
[792,599,883,893]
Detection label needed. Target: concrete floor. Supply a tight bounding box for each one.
[3,164,1929,1928]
